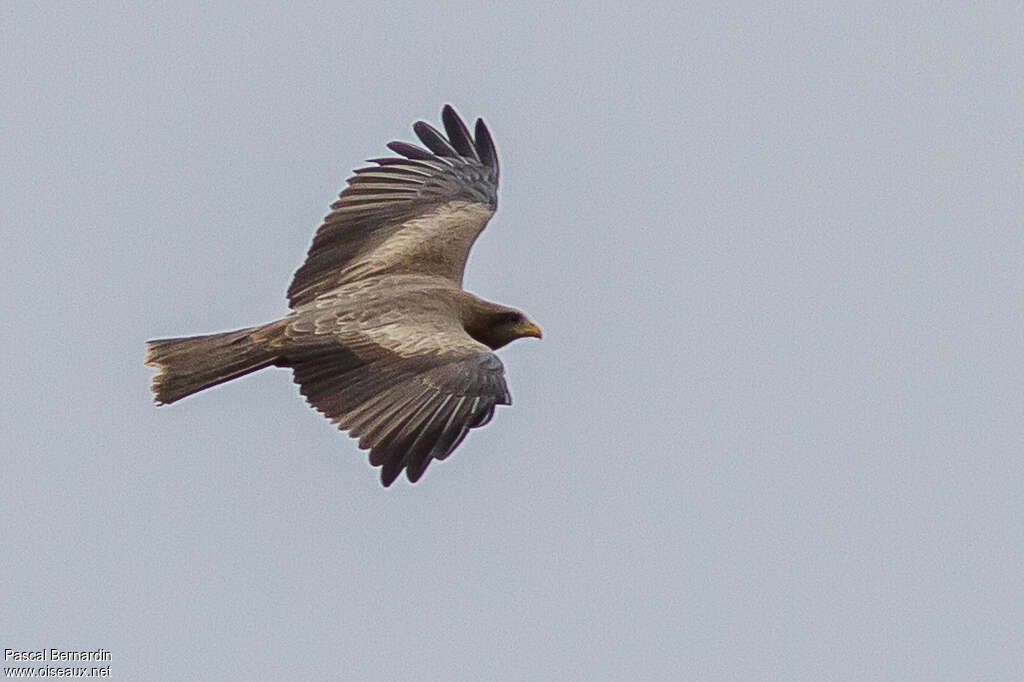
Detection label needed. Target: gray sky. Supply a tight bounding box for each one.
[3,3,1022,680]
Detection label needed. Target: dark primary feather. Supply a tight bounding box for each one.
[474,118,499,177]
[442,106,478,160]
[287,106,500,308]
[412,121,460,157]
[385,140,435,160]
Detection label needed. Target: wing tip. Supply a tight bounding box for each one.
[401,105,498,175]
[372,106,499,182]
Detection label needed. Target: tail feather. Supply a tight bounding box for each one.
[145,326,277,405]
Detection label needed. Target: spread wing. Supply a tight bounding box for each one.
[284,303,511,486]
[287,105,500,308]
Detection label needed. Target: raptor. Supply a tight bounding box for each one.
[146,106,541,486]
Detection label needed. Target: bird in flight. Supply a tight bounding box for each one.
[146,106,541,486]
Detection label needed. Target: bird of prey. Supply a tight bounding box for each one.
[145,106,541,486]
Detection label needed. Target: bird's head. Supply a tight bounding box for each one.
[476,309,543,350]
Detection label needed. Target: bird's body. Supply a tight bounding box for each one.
[146,106,540,486]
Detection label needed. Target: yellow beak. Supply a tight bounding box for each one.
[518,319,543,339]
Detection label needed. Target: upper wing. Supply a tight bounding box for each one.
[284,301,511,486]
[287,105,500,308]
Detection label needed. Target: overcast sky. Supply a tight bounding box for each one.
[3,3,1023,680]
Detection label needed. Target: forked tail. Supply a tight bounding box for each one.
[145,326,278,405]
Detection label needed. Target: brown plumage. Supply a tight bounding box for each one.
[146,106,541,486]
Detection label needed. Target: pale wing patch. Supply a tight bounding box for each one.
[336,201,494,287]
[356,321,479,356]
